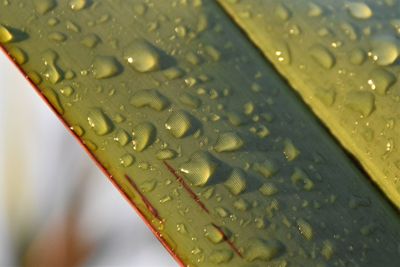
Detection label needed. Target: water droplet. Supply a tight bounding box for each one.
[308,2,323,17]
[87,108,113,135]
[275,3,291,21]
[83,139,97,151]
[0,24,13,43]
[165,111,194,138]
[204,45,221,61]
[91,56,122,79]
[65,70,75,80]
[8,46,27,64]
[156,149,177,160]
[243,101,255,115]
[202,187,214,200]
[274,41,291,64]
[113,129,130,146]
[209,249,233,264]
[147,22,159,33]
[317,27,331,37]
[159,195,172,203]
[179,151,218,187]
[96,14,111,25]
[251,83,262,92]
[347,2,372,19]
[66,20,81,32]
[133,3,147,15]
[215,207,229,218]
[130,89,170,111]
[119,153,135,167]
[214,132,244,153]
[191,247,203,256]
[132,122,156,152]
[259,183,278,196]
[254,217,265,229]
[224,168,246,195]
[34,0,57,14]
[386,118,395,129]
[227,112,248,126]
[71,125,84,137]
[185,52,201,65]
[345,91,375,117]
[179,92,201,108]
[310,45,335,69]
[69,0,88,11]
[288,24,302,36]
[196,87,207,96]
[48,31,66,42]
[174,25,187,38]
[163,67,184,80]
[244,239,284,262]
[283,139,300,161]
[42,88,63,114]
[291,168,314,191]
[349,48,367,65]
[138,161,150,170]
[141,180,157,193]
[386,138,394,152]
[176,223,187,234]
[253,160,278,178]
[123,39,160,72]
[370,35,399,66]
[341,22,358,41]
[204,224,224,244]
[254,125,270,139]
[113,114,125,123]
[197,14,208,32]
[60,86,74,97]
[185,77,198,87]
[47,17,59,26]
[28,71,42,85]
[42,50,62,84]
[81,34,101,48]
[367,68,396,95]
[233,198,249,211]
[391,19,400,35]
[321,240,335,260]
[297,218,313,240]
[315,88,336,106]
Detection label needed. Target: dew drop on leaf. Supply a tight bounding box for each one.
[346,2,373,19]
[0,24,14,43]
[165,111,194,138]
[123,39,161,72]
[87,108,113,136]
[33,0,57,14]
[179,151,218,187]
[91,56,122,79]
[214,132,244,153]
[132,122,156,152]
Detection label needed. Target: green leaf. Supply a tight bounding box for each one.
[219,0,400,210]
[1,1,400,266]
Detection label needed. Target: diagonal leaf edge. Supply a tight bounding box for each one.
[0,46,186,266]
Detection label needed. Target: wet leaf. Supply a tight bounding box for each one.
[1,1,400,266]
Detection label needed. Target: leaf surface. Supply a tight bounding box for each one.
[219,0,400,210]
[1,1,400,266]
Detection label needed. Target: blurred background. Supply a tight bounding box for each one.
[0,51,177,266]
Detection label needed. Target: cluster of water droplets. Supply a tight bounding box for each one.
[221,0,400,224]
[2,0,400,265]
